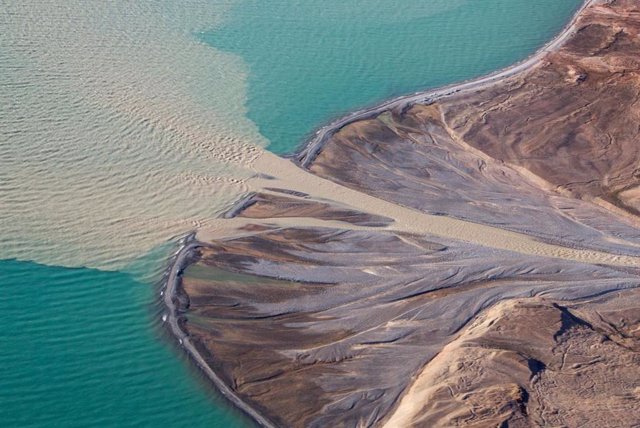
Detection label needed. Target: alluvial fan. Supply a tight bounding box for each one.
[0,0,588,427]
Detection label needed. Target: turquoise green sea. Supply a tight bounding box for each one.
[0,254,251,428]
[204,0,583,154]
[1,1,581,426]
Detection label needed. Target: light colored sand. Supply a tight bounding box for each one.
[381,291,640,428]
[199,151,640,268]
[377,303,508,428]
[616,187,640,213]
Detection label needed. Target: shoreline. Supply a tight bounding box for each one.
[162,234,278,428]
[161,0,602,425]
[294,0,598,167]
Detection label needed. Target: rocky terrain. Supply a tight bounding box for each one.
[440,0,640,217]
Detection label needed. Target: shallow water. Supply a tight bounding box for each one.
[0,0,263,269]
[1,0,582,426]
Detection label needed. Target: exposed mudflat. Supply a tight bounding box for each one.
[170,1,640,426]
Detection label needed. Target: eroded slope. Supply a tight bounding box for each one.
[172,1,640,426]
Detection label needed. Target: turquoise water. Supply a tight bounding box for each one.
[1,1,583,427]
[0,257,249,428]
[204,0,582,153]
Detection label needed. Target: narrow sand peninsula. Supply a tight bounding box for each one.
[241,152,639,267]
[166,0,640,426]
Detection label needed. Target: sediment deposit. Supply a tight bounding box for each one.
[167,1,640,426]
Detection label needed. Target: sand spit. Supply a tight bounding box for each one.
[165,0,640,426]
